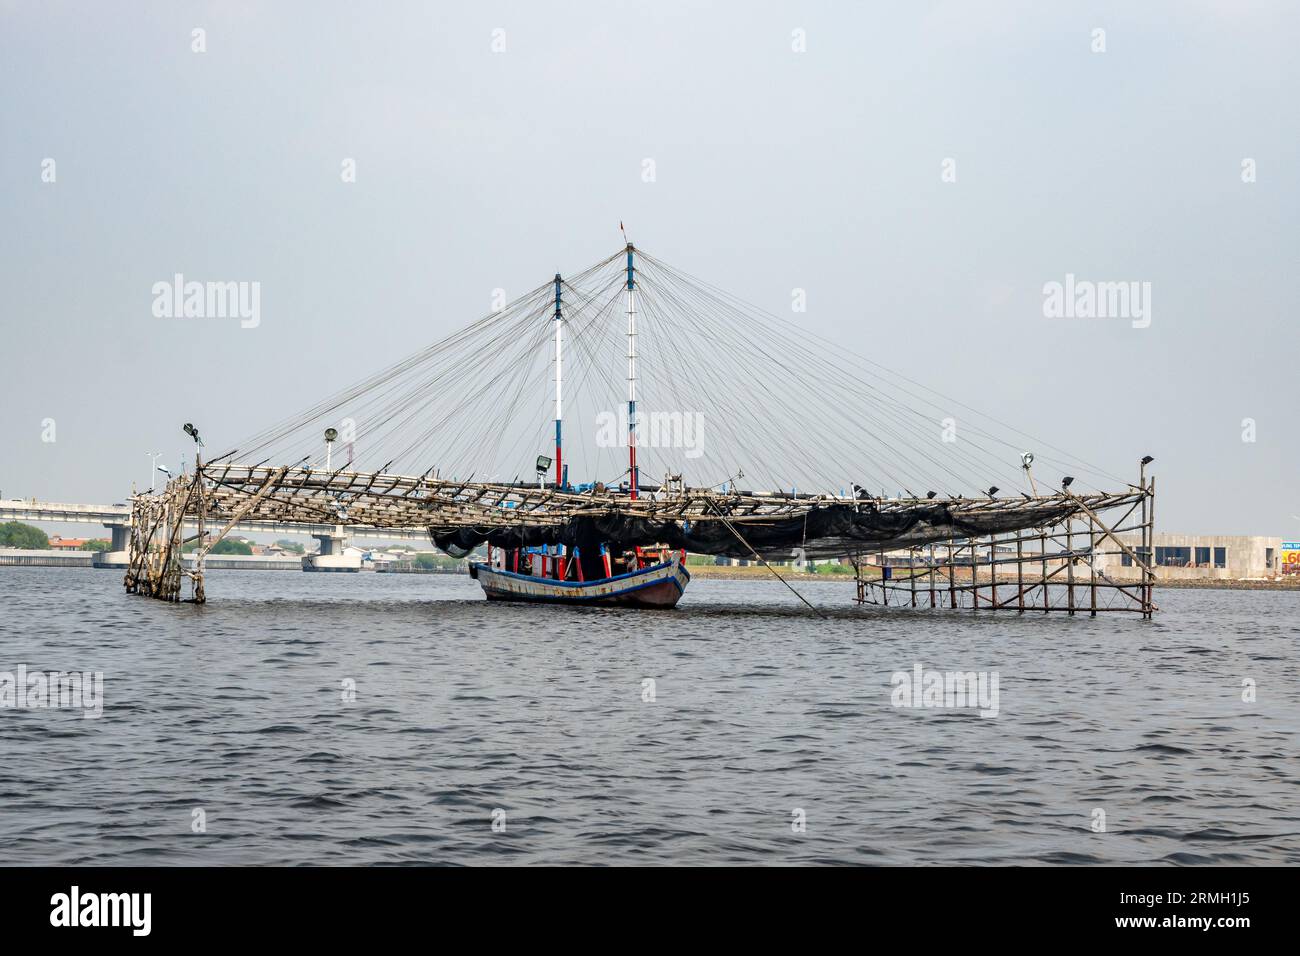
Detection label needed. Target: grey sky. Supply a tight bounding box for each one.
[1,0,1296,536]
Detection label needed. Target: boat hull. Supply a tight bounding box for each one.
[469,557,690,608]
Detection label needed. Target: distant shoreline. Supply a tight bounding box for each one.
[2,559,1296,593]
[686,564,1300,591]
[1139,578,1300,591]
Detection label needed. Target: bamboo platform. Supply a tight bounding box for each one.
[853,471,1157,618]
[122,459,1157,608]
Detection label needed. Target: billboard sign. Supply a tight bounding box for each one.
[1281,542,1300,575]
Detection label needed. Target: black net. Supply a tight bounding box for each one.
[431,499,1078,561]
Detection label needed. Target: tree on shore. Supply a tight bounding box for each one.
[80,539,111,552]
[414,552,463,570]
[182,538,254,555]
[211,539,253,555]
[0,521,48,549]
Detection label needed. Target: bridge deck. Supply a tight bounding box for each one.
[0,498,433,541]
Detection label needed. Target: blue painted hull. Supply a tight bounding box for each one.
[469,556,690,607]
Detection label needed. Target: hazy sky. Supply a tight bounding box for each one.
[1,0,1297,536]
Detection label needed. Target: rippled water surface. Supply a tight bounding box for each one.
[1,567,1296,865]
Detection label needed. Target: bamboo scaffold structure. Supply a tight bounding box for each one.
[126,460,1157,609]
[124,478,195,603]
[122,243,1160,610]
[855,471,1157,618]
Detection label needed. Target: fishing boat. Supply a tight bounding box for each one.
[466,244,692,607]
[469,546,690,608]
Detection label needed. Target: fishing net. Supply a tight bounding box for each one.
[431,499,1078,561]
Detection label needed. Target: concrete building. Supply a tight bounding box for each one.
[1096,533,1284,582]
[866,533,1289,583]
[340,545,400,569]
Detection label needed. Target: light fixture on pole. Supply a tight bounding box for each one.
[324,427,339,471]
[147,451,163,492]
[535,454,553,490]
[182,423,203,475]
[1021,451,1038,496]
[1140,455,1154,484]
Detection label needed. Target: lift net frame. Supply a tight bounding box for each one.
[854,472,1156,618]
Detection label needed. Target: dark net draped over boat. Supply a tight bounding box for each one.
[430,500,1079,561]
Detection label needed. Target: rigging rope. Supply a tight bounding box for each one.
[215,245,1131,499]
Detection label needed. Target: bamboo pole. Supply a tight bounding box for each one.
[1016,530,1024,613]
[928,544,936,608]
[988,534,997,610]
[1146,476,1157,618]
[1089,515,1097,617]
[947,541,957,609]
[1041,529,1049,613]
[910,547,917,607]
[1066,514,1076,616]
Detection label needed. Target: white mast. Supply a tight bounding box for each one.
[625,243,638,499]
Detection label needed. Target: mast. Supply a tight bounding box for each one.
[625,243,638,499]
[553,272,563,489]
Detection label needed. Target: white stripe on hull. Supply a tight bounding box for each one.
[470,556,690,608]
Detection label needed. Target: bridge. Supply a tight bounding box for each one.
[0,498,437,563]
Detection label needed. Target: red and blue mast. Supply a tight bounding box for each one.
[553,272,563,490]
[625,243,638,500]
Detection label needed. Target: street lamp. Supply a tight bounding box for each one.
[147,452,163,492]
[324,427,338,471]
[181,423,206,476]
[1021,451,1039,496]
